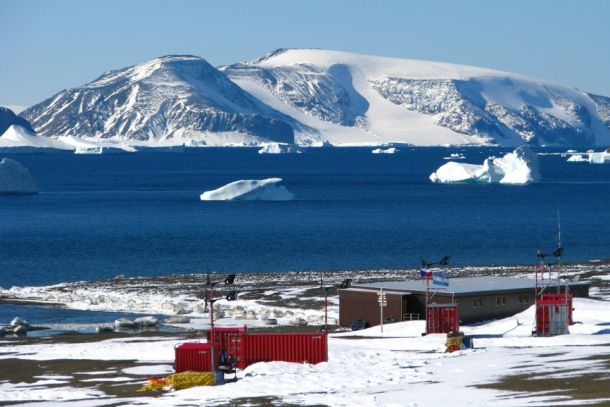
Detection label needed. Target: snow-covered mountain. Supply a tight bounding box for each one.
[0,107,35,136]
[223,49,610,147]
[21,49,610,148]
[21,55,295,146]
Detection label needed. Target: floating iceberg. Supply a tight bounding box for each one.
[371,147,397,154]
[443,153,465,160]
[0,157,39,194]
[74,146,103,155]
[566,154,587,162]
[258,143,302,154]
[588,152,610,164]
[200,178,294,201]
[430,146,540,185]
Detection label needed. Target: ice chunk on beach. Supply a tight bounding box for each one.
[258,143,301,154]
[430,146,540,185]
[371,147,396,154]
[200,178,294,201]
[0,158,39,194]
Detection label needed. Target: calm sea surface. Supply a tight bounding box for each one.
[2,147,610,288]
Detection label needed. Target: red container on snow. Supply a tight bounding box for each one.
[541,293,573,324]
[178,328,328,372]
[536,299,569,336]
[426,304,459,334]
[244,332,327,366]
[207,327,248,369]
[174,342,213,372]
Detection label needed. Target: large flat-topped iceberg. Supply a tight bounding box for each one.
[200,178,294,201]
[430,146,540,185]
[0,157,38,194]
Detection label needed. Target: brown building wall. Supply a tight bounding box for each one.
[338,290,404,328]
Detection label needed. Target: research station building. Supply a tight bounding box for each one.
[338,276,591,328]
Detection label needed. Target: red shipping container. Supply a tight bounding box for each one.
[541,293,573,324]
[426,304,459,334]
[536,300,569,336]
[174,342,213,373]
[207,327,248,369]
[244,333,327,366]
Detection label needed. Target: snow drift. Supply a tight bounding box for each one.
[0,157,38,194]
[430,146,540,184]
[200,178,294,201]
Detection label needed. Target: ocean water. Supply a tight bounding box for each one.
[2,147,610,289]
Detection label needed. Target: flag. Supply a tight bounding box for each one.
[419,269,432,278]
[432,271,449,287]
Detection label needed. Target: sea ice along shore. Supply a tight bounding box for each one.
[429,145,540,184]
[200,178,294,201]
[0,157,38,194]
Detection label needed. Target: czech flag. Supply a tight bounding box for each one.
[419,269,432,278]
[432,271,449,287]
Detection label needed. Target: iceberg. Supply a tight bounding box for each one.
[258,143,302,154]
[430,146,540,185]
[200,178,294,201]
[588,152,610,164]
[566,154,587,162]
[0,158,39,194]
[371,147,397,154]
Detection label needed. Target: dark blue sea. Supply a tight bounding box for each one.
[2,147,610,289]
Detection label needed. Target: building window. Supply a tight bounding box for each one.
[472,298,483,309]
[518,295,529,304]
[496,296,506,306]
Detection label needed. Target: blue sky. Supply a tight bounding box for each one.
[1,0,609,107]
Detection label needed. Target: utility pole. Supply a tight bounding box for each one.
[378,288,387,333]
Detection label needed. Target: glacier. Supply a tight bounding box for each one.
[223,48,610,147]
[0,157,39,194]
[430,146,540,185]
[200,178,294,201]
[16,49,610,149]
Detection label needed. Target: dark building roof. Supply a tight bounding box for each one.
[351,276,590,297]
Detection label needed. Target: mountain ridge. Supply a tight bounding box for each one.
[19,49,610,148]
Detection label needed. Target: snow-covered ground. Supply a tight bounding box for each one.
[1,264,610,405]
[1,297,610,406]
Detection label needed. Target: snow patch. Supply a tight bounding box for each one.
[200,178,294,201]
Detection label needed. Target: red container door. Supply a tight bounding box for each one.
[427,304,459,334]
[175,343,212,373]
